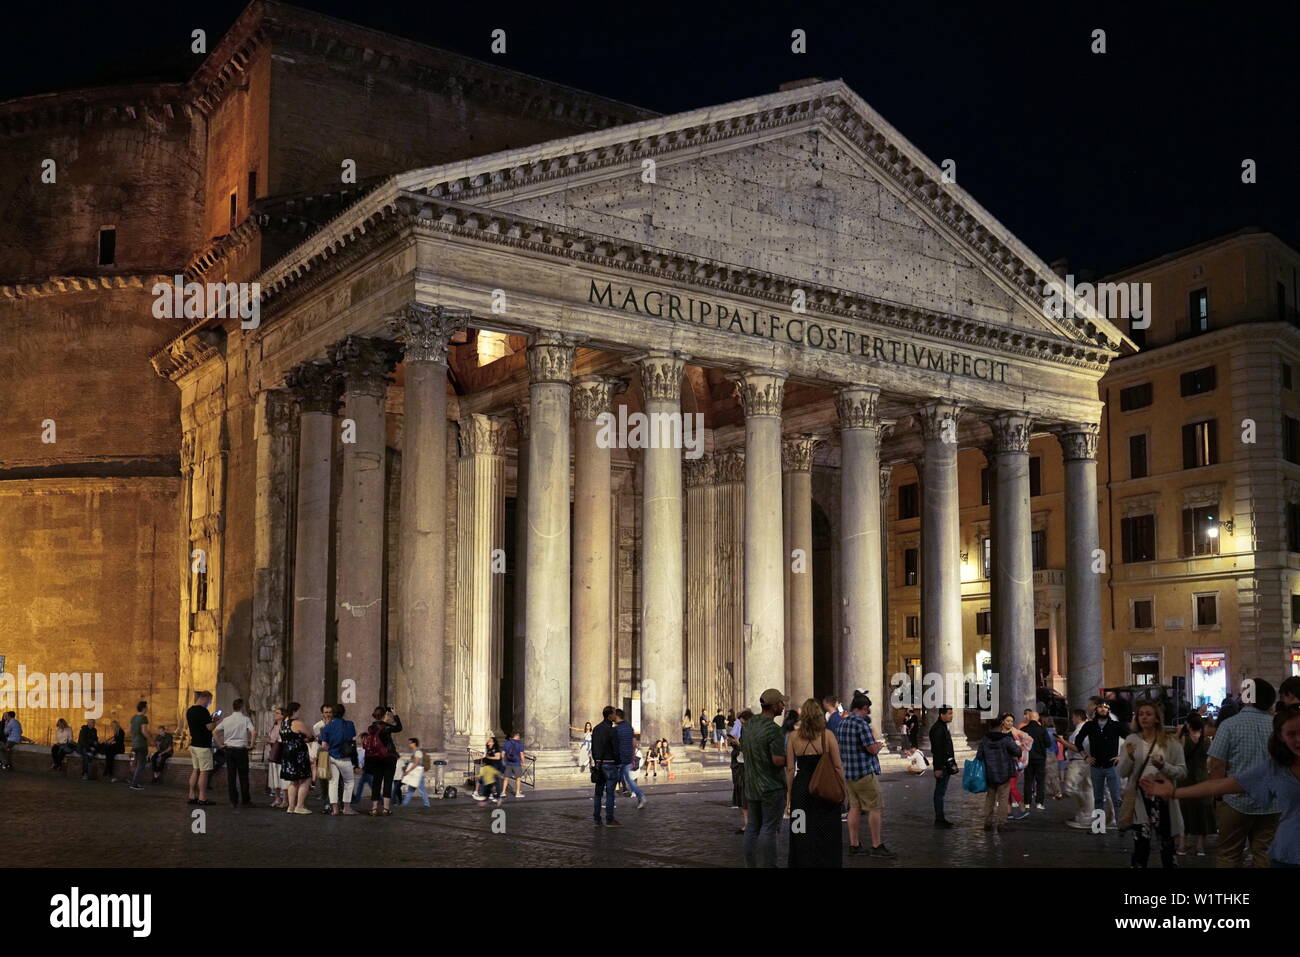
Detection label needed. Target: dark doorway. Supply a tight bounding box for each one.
[812,501,834,697]
[1034,628,1050,687]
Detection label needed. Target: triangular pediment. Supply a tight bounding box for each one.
[259,80,1130,355]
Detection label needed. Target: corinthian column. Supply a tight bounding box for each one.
[389,303,464,749]
[918,400,965,746]
[637,351,686,747]
[454,413,510,743]
[836,387,884,707]
[524,333,576,751]
[991,412,1035,717]
[511,399,529,734]
[1058,423,1102,711]
[285,359,337,712]
[571,374,627,729]
[329,336,400,713]
[685,455,718,723]
[737,371,786,707]
[782,434,823,706]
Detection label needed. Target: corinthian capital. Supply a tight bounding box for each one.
[285,358,340,413]
[1056,422,1100,461]
[735,370,786,418]
[636,351,687,403]
[835,386,880,430]
[990,412,1034,455]
[684,454,717,488]
[714,447,746,483]
[328,335,402,398]
[526,332,577,385]
[781,434,825,473]
[458,413,512,457]
[387,303,468,363]
[916,400,964,443]
[572,375,629,421]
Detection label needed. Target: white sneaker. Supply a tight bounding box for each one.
[471,793,486,802]
[1034,803,1045,810]
[636,796,646,809]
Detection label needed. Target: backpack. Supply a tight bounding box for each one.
[360,724,392,761]
[962,757,987,794]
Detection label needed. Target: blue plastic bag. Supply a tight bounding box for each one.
[962,757,987,794]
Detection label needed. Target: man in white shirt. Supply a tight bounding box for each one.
[215,698,256,808]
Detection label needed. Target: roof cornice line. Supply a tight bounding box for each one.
[248,194,1115,376]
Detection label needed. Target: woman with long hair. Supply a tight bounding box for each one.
[361,706,403,816]
[481,734,504,800]
[278,702,314,814]
[1144,706,1300,868]
[49,718,74,770]
[1176,712,1215,855]
[786,698,846,867]
[571,722,594,771]
[1120,701,1186,868]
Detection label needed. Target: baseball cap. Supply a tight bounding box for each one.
[759,688,787,708]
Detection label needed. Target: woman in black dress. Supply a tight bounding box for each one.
[279,702,314,814]
[786,697,847,868]
[1177,714,1216,855]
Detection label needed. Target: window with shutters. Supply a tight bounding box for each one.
[1182,505,1220,557]
[1121,514,1156,563]
[906,615,919,639]
[1180,366,1217,396]
[976,611,991,635]
[1188,288,1209,336]
[981,537,991,579]
[1284,416,1300,465]
[980,467,990,506]
[1030,457,1042,497]
[1031,529,1047,570]
[1132,599,1154,630]
[1182,420,1218,469]
[1129,433,1148,479]
[903,548,918,586]
[898,483,919,519]
[1120,383,1153,411]
[1193,593,1218,628]
[1288,503,1300,553]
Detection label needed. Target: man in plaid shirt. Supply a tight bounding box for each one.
[1208,677,1280,868]
[833,692,897,859]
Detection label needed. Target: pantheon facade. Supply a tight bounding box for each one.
[0,3,1130,759]
[155,83,1129,757]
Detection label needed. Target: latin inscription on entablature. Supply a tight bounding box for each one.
[586,279,1010,385]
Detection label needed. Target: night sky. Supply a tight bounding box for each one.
[3,1,1296,275]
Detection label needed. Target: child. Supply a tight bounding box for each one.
[472,759,502,804]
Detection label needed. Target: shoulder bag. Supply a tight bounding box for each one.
[808,731,847,804]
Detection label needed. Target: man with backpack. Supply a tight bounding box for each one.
[502,731,527,798]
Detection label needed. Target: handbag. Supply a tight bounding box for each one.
[808,731,847,804]
[268,741,283,763]
[962,757,987,793]
[1118,742,1154,830]
[315,747,332,781]
[590,763,606,785]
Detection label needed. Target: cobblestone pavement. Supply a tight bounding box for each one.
[2,765,1217,868]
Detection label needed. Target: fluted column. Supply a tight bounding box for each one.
[878,457,901,744]
[637,352,686,746]
[737,371,787,706]
[713,449,746,710]
[389,304,464,749]
[991,413,1035,716]
[285,360,337,711]
[454,413,510,742]
[918,401,965,746]
[836,387,884,706]
[511,400,529,734]
[524,333,576,750]
[983,443,1001,680]
[1058,423,1102,710]
[329,336,400,712]
[685,455,718,726]
[572,375,626,728]
[783,435,823,706]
